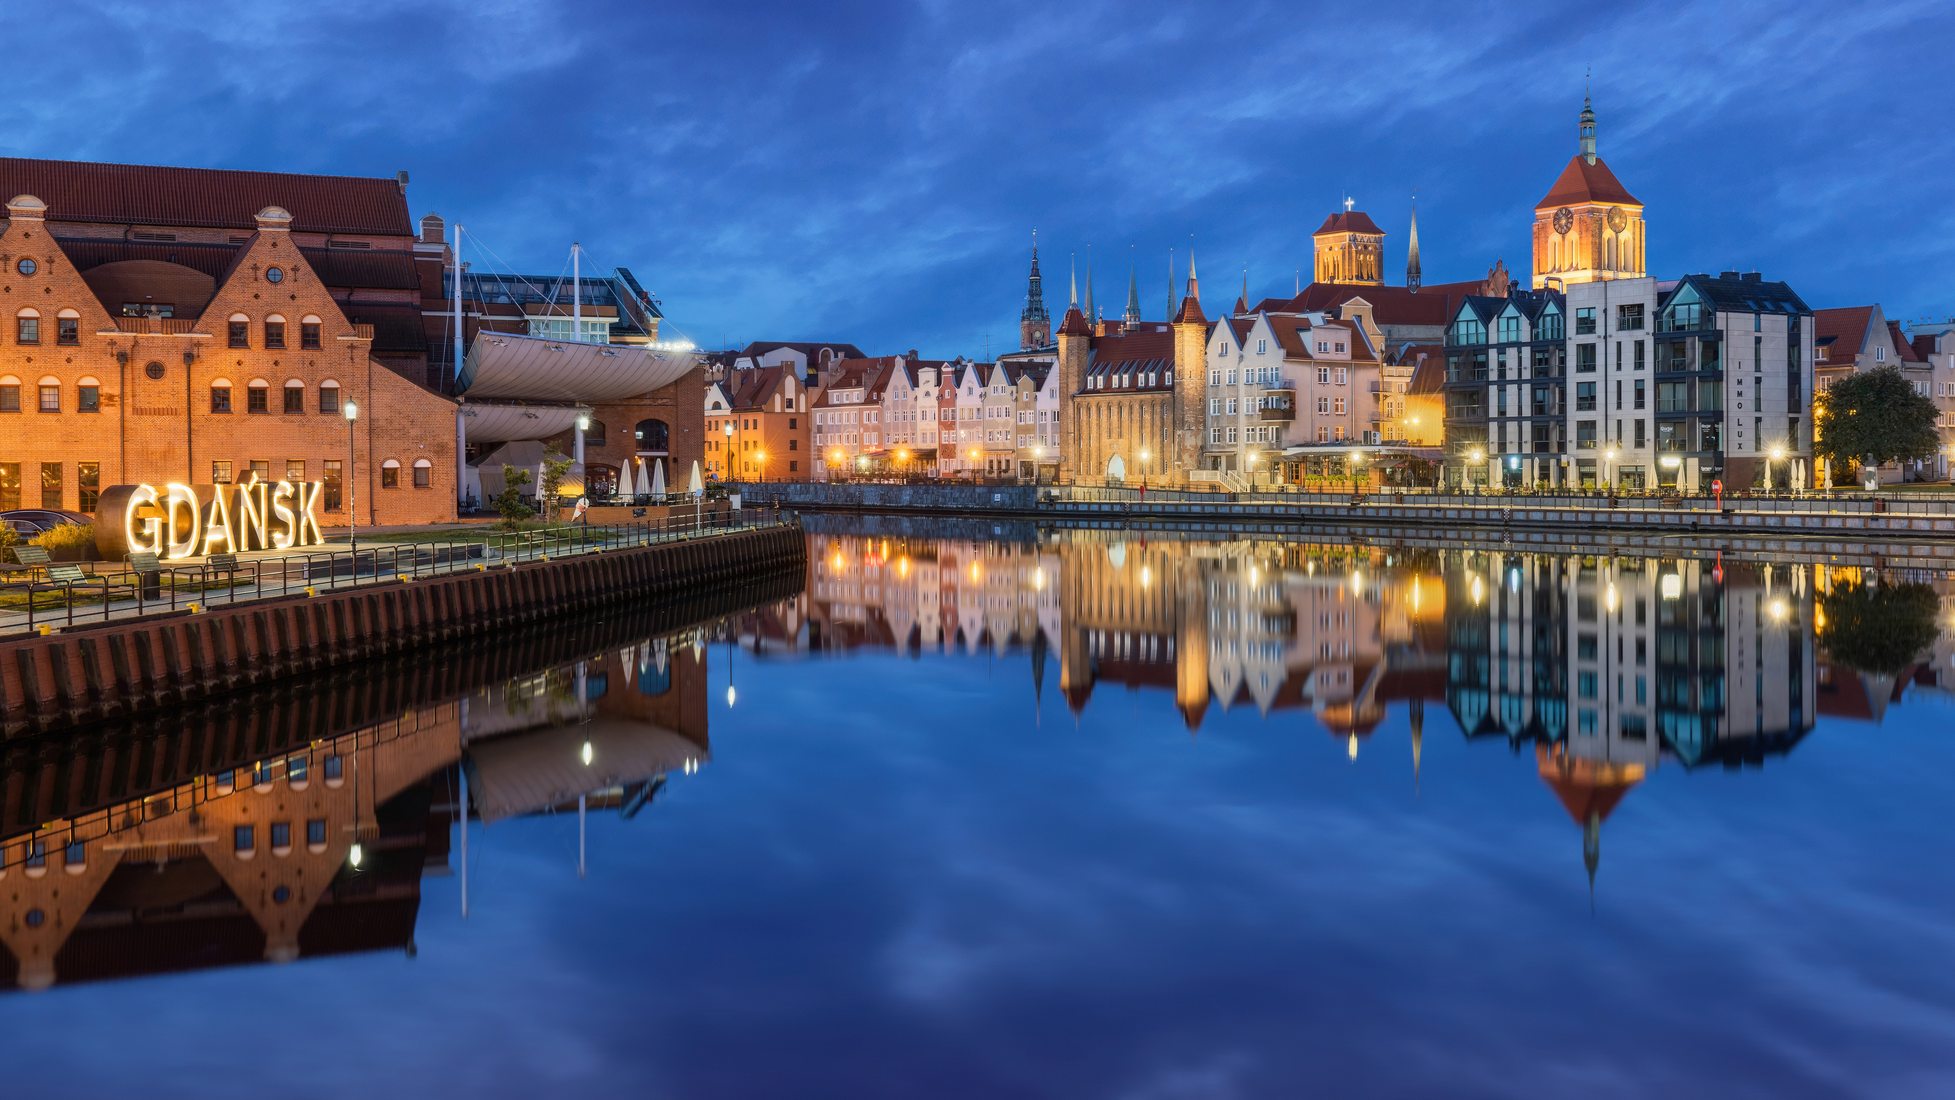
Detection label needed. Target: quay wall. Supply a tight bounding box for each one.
[738,482,1955,540]
[0,570,802,837]
[0,524,805,738]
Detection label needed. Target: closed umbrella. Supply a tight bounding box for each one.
[635,456,650,500]
[649,459,667,499]
[536,461,547,516]
[689,460,706,533]
[617,457,635,500]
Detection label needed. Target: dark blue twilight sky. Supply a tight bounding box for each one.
[7,0,1953,358]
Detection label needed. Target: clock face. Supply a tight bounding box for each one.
[1607,207,1627,233]
[1552,208,1574,235]
[265,266,284,284]
[16,258,35,275]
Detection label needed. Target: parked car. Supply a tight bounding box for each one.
[1,509,94,536]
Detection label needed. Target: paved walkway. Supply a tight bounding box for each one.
[1,514,783,638]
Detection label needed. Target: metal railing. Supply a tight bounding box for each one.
[0,506,790,639]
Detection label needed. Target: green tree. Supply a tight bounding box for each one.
[1819,579,1941,676]
[492,465,533,528]
[1814,366,1940,475]
[539,453,573,519]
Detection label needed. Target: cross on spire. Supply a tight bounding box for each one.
[1343,195,1355,213]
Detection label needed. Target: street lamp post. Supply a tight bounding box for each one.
[343,399,359,560]
[1138,447,1150,490]
[722,419,735,482]
[1767,442,1787,492]
[1602,446,1617,492]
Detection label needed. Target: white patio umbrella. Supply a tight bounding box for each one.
[616,457,635,500]
[689,460,705,533]
[649,458,668,499]
[536,461,547,515]
[635,456,651,499]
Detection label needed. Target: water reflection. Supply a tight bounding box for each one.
[791,527,1953,885]
[3,525,1951,1030]
[0,596,742,994]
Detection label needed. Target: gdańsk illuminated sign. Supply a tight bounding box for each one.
[96,480,327,561]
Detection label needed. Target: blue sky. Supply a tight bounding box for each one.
[10,0,1954,358]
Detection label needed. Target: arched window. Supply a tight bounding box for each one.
[300,314,322,350]
[283,377,305,414]
[56,307,79,346]
[264,313,286,349]
[412,457,432,488]
[381,458,401,488]
[16,308,40,346]
[246,377,270,413]
[585,418,607,447]
[0,374,19,413]
[76,375,100,413]
[210,377,233,414]
[318,379,341,414]
[36,375,60,413]
[228,312,250,349]
[633,418,670,453]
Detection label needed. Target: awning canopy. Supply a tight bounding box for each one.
[459,402,585,444]
[458,332,697,403]
[464,716,708,823]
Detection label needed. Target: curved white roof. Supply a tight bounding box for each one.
[458,332,697,402]
[464,716,707,822]
[458,402,584,444]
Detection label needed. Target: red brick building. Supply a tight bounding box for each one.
[0,157,456,527]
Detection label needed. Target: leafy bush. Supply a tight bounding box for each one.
[0,522,16,565]
[32,522,96,559]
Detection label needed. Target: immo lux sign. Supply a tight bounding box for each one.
[96,480,327,561]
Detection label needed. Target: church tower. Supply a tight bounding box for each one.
[1311,198,1386,285]
[1406,198,1423,293]
[1532,92,1646,289]
[1019,230,1051,350]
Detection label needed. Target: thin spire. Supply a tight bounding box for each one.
[1236,266,1249,315]
[1020,228,1050,350]
[1295,268,1301,295]
[1579,73,1597,164]
[1167,247,1176,320]
[1185,239,1199,298]
[1069,251,1078,309]
[1085,245,1096,325]
[1407,193,1423,294]
[1123,250,1141,332]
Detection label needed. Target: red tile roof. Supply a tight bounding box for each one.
[1814,306,1873,365]
[1254,279,1485,329]
[1535,154,1640,209]
[1888,321,1927,363]
[1313,211,1384,236]
[0,156,413,235]
[299,247,422,290]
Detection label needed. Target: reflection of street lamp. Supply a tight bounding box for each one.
[343,399,359,558]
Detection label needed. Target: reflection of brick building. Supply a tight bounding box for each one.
[0,706,460,992]
[0,161,458,524]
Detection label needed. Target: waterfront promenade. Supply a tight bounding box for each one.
[739,481,1955,542]
[0,509,781,640]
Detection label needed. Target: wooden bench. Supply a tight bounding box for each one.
[35,561,141,600]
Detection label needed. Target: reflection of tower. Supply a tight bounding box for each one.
[1175,553,1210,733]
[1030,629,1048,727]
[1409,696,1425,792]
[1535,742,1644,905]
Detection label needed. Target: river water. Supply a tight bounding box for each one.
[3,519,1953,1098]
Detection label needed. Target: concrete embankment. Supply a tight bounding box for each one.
[740,482,1955,541]
[0,524,805,738]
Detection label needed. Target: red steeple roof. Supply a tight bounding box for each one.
[1313,210,1384,236]
[1535,154,1640,209]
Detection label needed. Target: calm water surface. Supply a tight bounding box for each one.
[3,520,1953,1099]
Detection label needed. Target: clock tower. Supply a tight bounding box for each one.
[1532,93,1645,290]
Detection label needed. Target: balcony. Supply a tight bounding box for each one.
[1259,395,1296,423]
